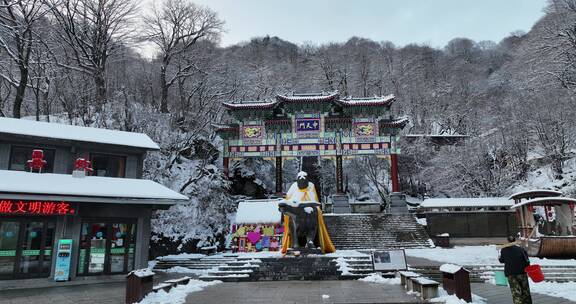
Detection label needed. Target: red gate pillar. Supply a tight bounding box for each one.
[223,157,230,179]
[390,153,400,192]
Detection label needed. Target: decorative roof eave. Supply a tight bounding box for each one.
[216,127,239,133]
[325,116,352,124]
[337,94,395,107]
[212,123,239,133]
[275,92,339,103]
[509,190,563,200]
[223,100,278,110]
[511,197,576,209]
[380,117,409,129]
[265,119,291,126]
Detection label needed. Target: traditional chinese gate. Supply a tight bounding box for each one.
[217,92,408,196]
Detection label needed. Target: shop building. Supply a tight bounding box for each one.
[0,117,188,280]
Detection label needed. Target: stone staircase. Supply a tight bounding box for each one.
[408,265,576,283]
[155,253,378,282]
[323,214,431,249]
[154,255,240,272]
[334,254,377,279]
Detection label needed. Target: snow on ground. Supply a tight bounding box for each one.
[224,251,283,258]
[159,266,218,275]
[157,253,206,261]
[510,158,576,195]
[407,245,576,302]
[156,251,283,262]
[429,288,486,304]
[324,250,370,257]
[138,280,221,304]
[405,245,576,266]
[358,273,400,284]
[148,260,158,270]
[529,281,576,302]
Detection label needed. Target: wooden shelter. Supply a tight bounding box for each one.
[510,190,576,258]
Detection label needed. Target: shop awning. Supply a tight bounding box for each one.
[0,170,188,205]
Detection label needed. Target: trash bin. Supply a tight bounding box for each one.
[435,233,450,248]
[126,269,154,304]
[439,264,471,303]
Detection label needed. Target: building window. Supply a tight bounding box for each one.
[9,146,55,173]
[90,154,126,178]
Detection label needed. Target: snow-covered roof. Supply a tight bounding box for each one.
[276,92,339,103]
[509,190,563,200]
[0,170,188,204]
[420,197,513,208]
[0,117,159,150]
[222,100,278,110]
[235,199,282,224]
[338,94,395,106]
[380,117,410,128]
[439,263,465,274]
[510,197,576,209]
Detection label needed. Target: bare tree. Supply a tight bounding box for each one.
[142,0,223,113]
[0,0,53,118]
[50,0,137,107]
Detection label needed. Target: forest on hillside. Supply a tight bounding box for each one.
[2,0,576,248]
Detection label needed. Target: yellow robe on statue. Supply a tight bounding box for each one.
[281,183,336,254]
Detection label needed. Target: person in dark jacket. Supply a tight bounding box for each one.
[499,236,532,304]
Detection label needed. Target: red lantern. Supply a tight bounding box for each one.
[26,149,47,172]
[74,158,93,175]
[569,203,574,210]
[527,205,534,212]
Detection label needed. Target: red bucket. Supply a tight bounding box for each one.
[525,264,545,283]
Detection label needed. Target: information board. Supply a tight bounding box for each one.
[372,249,407,271]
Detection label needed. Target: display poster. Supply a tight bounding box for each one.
[372,249,407,271]
[89,239,106,273]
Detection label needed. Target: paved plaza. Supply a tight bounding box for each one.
[0,264,575,304]
[0,277,575,304]
[185,280,425,304]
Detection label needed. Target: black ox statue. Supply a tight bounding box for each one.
[278,201,320,251]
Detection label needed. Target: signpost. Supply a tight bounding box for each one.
[372,249,407,272]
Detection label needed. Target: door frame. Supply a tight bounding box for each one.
[78,218,136,276]
[0,216,56,280]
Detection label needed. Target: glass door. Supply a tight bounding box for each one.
[0,221,19,279]
[0,218,55,279]
[109,223,133,273]
[78,220,136,276]
[16,220,55,279]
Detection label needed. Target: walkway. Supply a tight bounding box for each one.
[0,273,181,304]
[406,255,576,304]
[185,280,425,304]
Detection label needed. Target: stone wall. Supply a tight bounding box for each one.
[425,211,517,237]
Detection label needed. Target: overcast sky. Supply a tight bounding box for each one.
[188,0,548,48]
